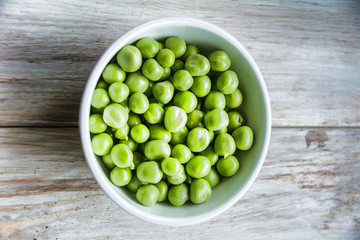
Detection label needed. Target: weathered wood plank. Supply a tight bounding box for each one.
[0,128,358,239]
[0,0,359,127]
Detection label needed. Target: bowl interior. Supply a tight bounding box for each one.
[81,18,271,226]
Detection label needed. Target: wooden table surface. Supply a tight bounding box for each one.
[1,0,359,239]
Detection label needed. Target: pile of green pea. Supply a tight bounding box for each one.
[89,37,254,207]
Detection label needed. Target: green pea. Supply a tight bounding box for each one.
[232,126,254,150]
[173,70,193,91]
[91,88,110,109]
[160,67,171,80]
[156,48,175,68]
[119,137,138,152]
[117,45,142,73]
[91,133,113,156]
[208,50,231,72]
[190,75,211,98]
[209,130,215,143]
[124,72,149,93]
[170,126,189,145]
[186,156,211,178]
[164,106,187,133]
[144,140,171,161]
[216,155,239,177]
[136,184,159,206]
[203,167,220,188]
[96,79,109,89]
[143,103,164,124]
[144,79,154,98]
[129,92,149,114]
[89,114,107,134]
[186,110,205,129]
[190,178,212,204]
[114,123,129,140]
[204,108,229,131]
[167,165,186,185]
[127,112,142,128]
[157,41,164,50]
[102,63,126,84]
[136,38,160,59]
[214,133,236,158]
[155,180,168,202]
[142,59,164,81]
[102,153,115,169]
[168,183,189,206]
[110,167,132,186]
[152,81,174,105]
[214,127,227,136]
[204,90,226,110]
[187,127,210,152]
[103,103,129,129]
[199,145,218,166]
[225,88,243,109]
[126,173,142,193]
[181,44,200,61]
[216,70,239,94]
[132,151,145,168]
[111,144,134,168]
[227,111,245,133]
[170,59,184,73]
[185,54,210,76]
[161,157,182,177]
[119,98,130,113]
[108,82,129,103]
[130,124,150,143]
[136,161,163,184]
[149,124,171,142]
[173,91,197,114]
[165,37,186,58]
[171,144,192,164]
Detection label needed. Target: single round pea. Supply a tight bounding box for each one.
[170,126,189,145]
[102,153,115,169]
[136,161,163,184]
[103,103,129,129]
[155,180,168,202]
[214,133,236,158]
[160,67,171,80]
[95,79,109,89]
[110,167,132,186]
[143,103,164,124]
[157,41,164,50]
[132,151,145,168]
[214,127,227,136]
[130,124,150,143]
[204,90,226,110]
[216,155,239,177]
[126,173,142,193]
[190,75,211,98]
[136,38,160,59]
[91,133,113,156]
[203,167,220,188]
[91,88,110,109]
[199,145,219,166]
[102,63,126,84]
[173,70,193,91]
[225,88,243,109]
[127,112,142,128]
[204,108,229,131]
[111,144,133,168]
[119,98,130,113]
[152,81,174,105]
[227,111,245,133]
[171,144,192,164]
[208,50,231,72]
[144,140,171,161]
[142,59,164,81]
[124,71,149,93]
[117,45,142,73]
[181,44,200,61]
[156,48,175,68]
[114,123,129,140]
[187,127,211,152]
[129,92,149,114]
[168,183,189,206]
[136,184,159,206]
[186,110,205,129]
[216,70,239,94]
[149,124,171,142]
[161,157,182,177]
[108,82,129,103]
[144,79,154,98]
[173,91,197,114]
[164,106,187,133]
[185,54,210,76]
[190,178,212,204]
[170,59,184,73]
[167,165,186,185]
[119,137,138,152]
[186,156,211,178]
[89,114,107,134]
[165,37,186,58]
[232,126,254,150]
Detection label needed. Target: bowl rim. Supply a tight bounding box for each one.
[79,17,271,226]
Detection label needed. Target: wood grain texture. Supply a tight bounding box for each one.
[0,128,359,239]
[0,0,359,127]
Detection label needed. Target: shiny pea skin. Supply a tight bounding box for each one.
[173,91,197,113]
[203,167,220,188]
[170,59,184,73]
[199,145,219,166]
[143,103,164,124]
[170,126,189,145]
[161,157,182,177]
[167,165,187,185]
[160,67,171,80]
[165,37,186,58]
[91,88,110,109]
[227,111,245,133]
[225,88,243,109]
[214,127,227,136]
[168,183,189,206]
[186,110,205,129]
[117,45,142,73]
[102,63,126,84]
[89,114,107,134]
[126,173,142,193]
[173,70,193,91]
[95,79,109,89]
[136,38,160,59]
[114,123,129,140]
[103,103,129,128]
[232,126,254,150]
[119,137,138,152]
[156,48,175,68]
[91,133,113,156]
[108,82,129,103]
[130,124,150,143]
[164,106,187,133]
[124,72,149,93]
[187,127,210,152]
[132,151,145,168]
[149,124,171,142]
[186,156,211,178]
[204,108,229,131]
[119,98,130,113]
[136,184,159,206]
[127,112,142,128]
[216,155,239,177]
[142,58,164,81]
[190,178,212,204]
[152,81,174,105]
[110,167,132,186]
[214,133,236,158]
[185,54,210,76]
[155,180,168,202]
[144,79,154,98]
[111,144,134,168]
[171,144,192,164]
[181,44,200,61]
[216,70,239,94]
[190,75,211,98]
[204,90,226,110]
[208,50,231,72]
[137,161,163,184]
[144,140,171,161]
[102,153,115,169]
[129,92,149,114]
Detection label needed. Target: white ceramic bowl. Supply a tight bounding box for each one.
[80,17,271,226]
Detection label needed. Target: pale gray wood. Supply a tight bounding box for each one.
[0,0,359,127]
[0,128,359,239]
